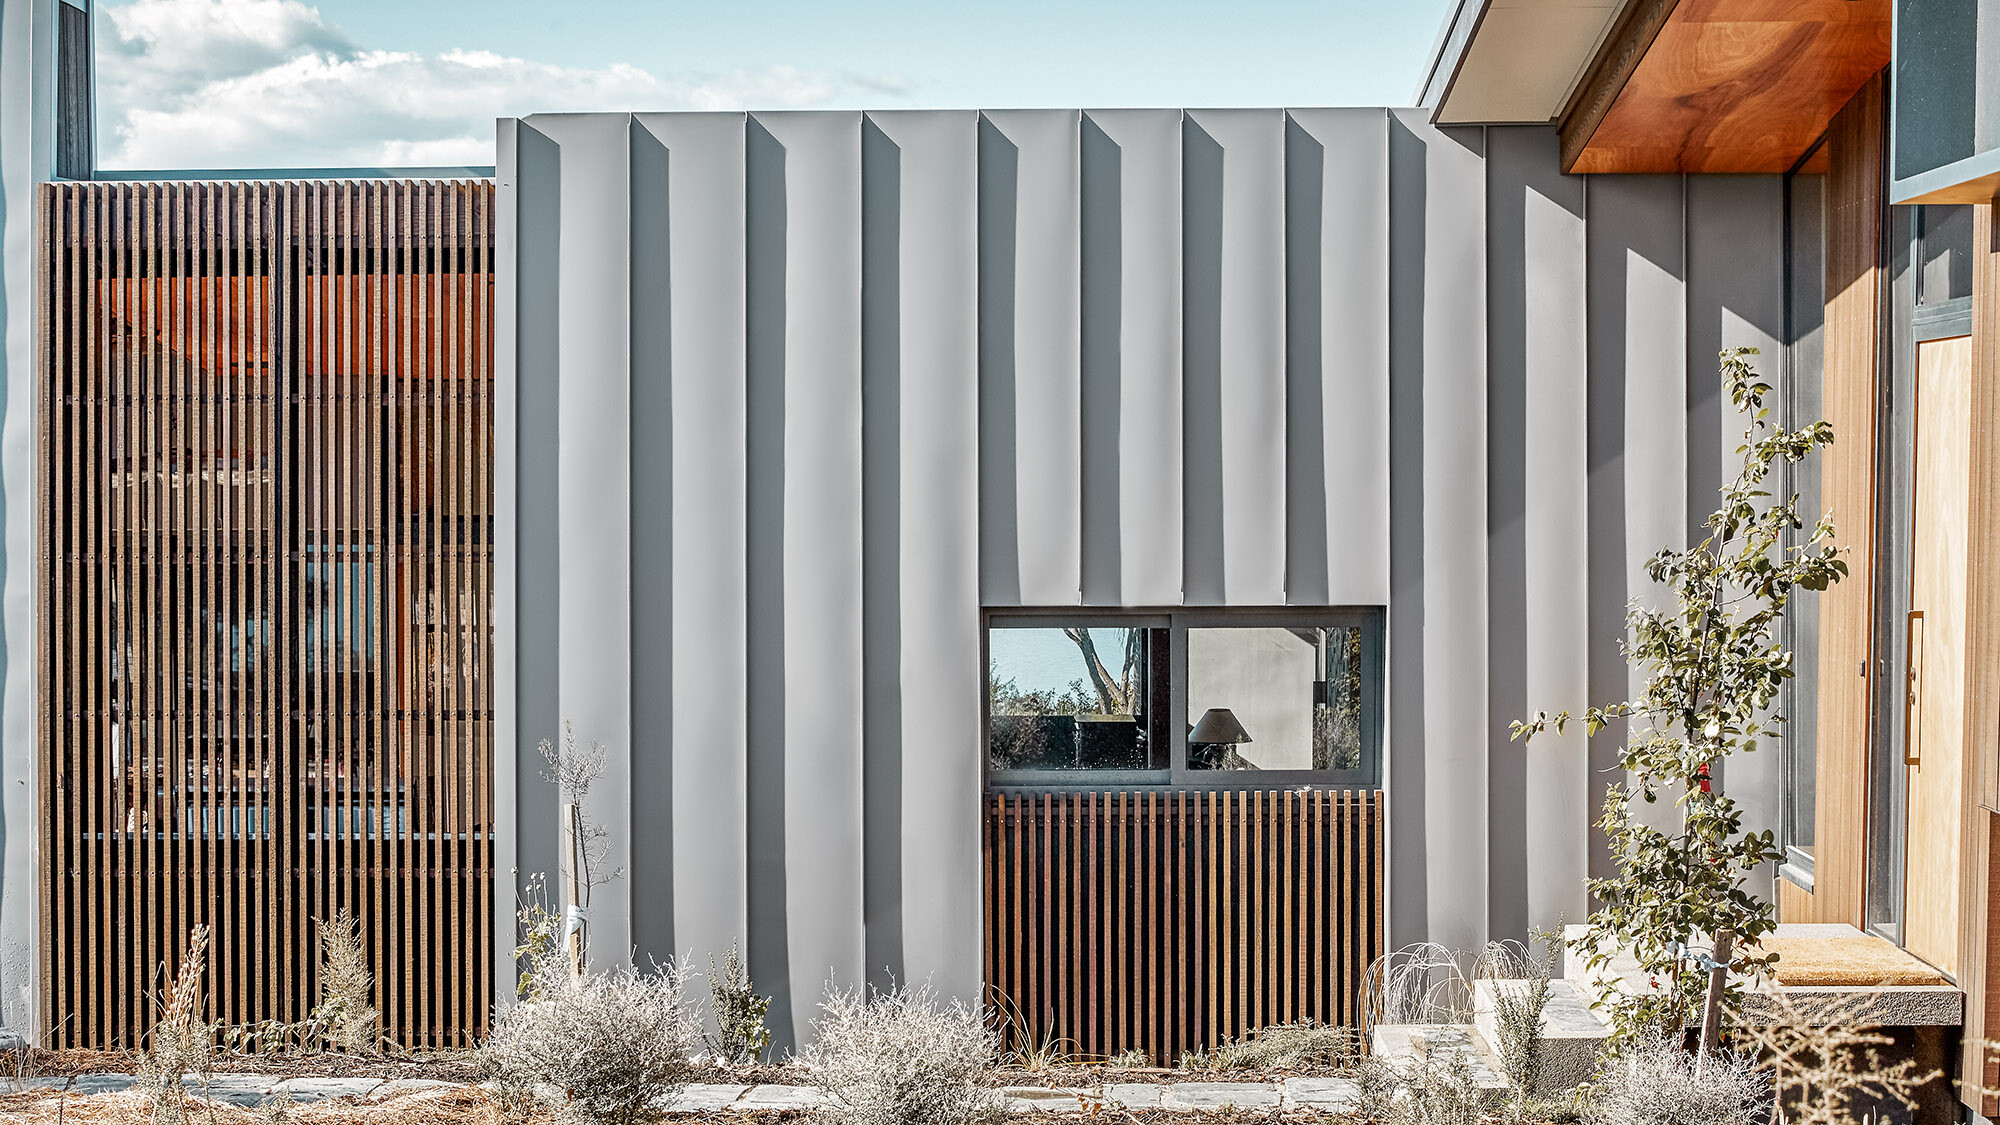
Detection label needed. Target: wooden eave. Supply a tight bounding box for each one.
[1558,0,1891,175]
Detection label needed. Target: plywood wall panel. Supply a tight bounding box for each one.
[1812,75,1885,928]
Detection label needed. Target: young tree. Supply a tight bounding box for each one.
[1512,348,1845,1045]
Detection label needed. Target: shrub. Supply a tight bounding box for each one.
[1488,930,1559,1097]
[705,942,772,1065]
[806,983,1004,1125]
[139,925,216,1125]
[1209,1021,1362,1071]
[1354,1050,1484,1125]
[1513,349,1843,1044]
[1734,988,1936,1125]
[482,951,702,1125]
[312,908,379,1053]
[1585,1033,1770,1125]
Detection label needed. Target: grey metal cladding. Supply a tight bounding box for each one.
[980,110,1082,607]
[1484,125,1589,940]
[494,110,1787,1048]
[1285,108,1390,609]
[633,112,750,978]
[1399,112,1490,957]
[859,109,982,1004]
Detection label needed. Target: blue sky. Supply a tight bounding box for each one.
[95,0,1454,169]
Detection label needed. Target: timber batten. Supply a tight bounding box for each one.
[982,788,1384,1062]
[37,180,495,1048]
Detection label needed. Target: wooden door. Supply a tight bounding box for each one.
[1904,333,1974,975]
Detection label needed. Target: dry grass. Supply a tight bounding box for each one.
[0,1095,1354,1125]
[0,1085,503,1124]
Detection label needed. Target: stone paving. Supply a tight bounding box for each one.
[10,1073,1362,1114]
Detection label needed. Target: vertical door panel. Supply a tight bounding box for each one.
[1905,333,1973,974]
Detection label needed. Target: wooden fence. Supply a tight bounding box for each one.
[38,179,494,1047]
[983,789,1384,1063]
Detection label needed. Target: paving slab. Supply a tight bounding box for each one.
[736,1084,832,1110]
[185,1074,284,1107]
[59,1073,139,1095]
[1161,1082,1281,1111]
[1281,1076,1360,1111]
[371,1077,465,1101]
[662,1083,751,1112]
[1001,1085,1089,1113]
[1101,1083,1165,1109]
[269,1076,383,1102]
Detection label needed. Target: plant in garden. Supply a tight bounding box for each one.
[1734,988,1939,1125]
[1354,1049,1484,1125]
[705,942,772,1065]
[806,982,1004,1125]
[1489,931,1559,1099]
[139,925,216,1125]
[1209,1021,1362,1071]
[311,908,379,1053]
[1583,1032,1769,1125]
[542,723,623,971]
[482,936,702,1125]
[1513,348,1844,1043]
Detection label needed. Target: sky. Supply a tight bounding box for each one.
[93,0,1456,170]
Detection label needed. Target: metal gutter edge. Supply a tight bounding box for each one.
[1414,0,1492,114]
[88,165,497,181]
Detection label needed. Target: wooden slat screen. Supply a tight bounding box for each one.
[982,789,1384,1064]
[38,180,494,1048]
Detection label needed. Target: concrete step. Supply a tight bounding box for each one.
[1369,1023,1511,1104]
[1470,977,1609,1095]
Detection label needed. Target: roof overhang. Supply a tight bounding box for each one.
[1424,0,1893,175]
[1419,0,1632,125]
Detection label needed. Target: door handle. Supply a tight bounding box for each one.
[1906,610,1925,767]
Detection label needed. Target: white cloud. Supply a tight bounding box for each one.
[96,0,912,169]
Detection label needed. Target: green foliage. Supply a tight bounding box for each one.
[1512,348,1845,1044]
[705,942,772,1066]
[987,667,1097,718]
[515,872,563,1002]
[1491,931,1557,1098]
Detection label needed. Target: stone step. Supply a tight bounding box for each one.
[1369,1023,1511,1103]
[1470,977,1609,1095]
[1563,923,1964,1028]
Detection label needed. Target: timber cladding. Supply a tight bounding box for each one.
[37,180,494,1048]
[983,789,1384,1062]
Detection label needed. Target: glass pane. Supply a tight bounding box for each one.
[1917,204,1973,306]
[1187,626,1363,772]
[987,627,1169,772]
[1782,171,1824,860]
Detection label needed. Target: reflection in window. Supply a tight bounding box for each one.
[987,627,1170,772]
[1187,627,1363,772]
[1917,204,1973,306]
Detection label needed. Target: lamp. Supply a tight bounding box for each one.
[1189,708,1251,746]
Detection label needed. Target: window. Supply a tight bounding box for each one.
[987,625,1172,772]
[985,610,1383,787]
[1779,166,1825,883]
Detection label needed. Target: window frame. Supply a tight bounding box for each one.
[982,606,1386,791]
